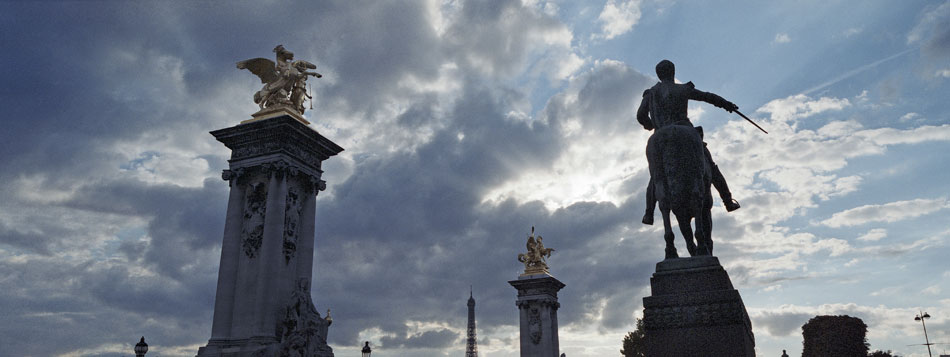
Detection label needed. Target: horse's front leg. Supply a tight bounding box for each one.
[674,212,697,256]
[695,206,712,256]
[661,206,677,259]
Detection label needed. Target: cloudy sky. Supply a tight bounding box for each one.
[2,1,949,356]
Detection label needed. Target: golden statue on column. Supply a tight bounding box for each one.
[518,226,555,276]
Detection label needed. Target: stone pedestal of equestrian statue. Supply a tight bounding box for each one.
[197,109,343,357]
[642,256,755,356]
[509,227,564,357]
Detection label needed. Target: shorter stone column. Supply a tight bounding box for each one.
[642,256,755,356]
[509,274,565,357]
[509,226,564,357]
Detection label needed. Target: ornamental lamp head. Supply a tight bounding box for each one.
[361,341,372,357]
[134,336,148,357]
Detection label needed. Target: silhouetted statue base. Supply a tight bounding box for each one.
[642,256,754,356]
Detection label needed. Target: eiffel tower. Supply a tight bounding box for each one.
[466,286,478,357]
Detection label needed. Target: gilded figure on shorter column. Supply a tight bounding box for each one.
[518,226,555,275]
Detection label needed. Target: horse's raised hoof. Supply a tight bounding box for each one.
[642,212,654,225]
[725,199,741,212]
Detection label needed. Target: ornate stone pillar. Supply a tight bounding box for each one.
[509,227,564,357]
[198,112,343,357]
[509,275,565,357]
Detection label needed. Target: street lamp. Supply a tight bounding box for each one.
[915,311,932,357]
[361,341,372,357]
[134,336,148,357]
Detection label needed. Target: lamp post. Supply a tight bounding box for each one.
[361,341,372,357]
[134,336,148,357]
[915,311,932,357]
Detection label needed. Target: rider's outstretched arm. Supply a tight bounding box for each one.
[686,82,738,113]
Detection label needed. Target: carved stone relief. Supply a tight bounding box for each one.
[242,181,268,258]
[277,278,333,357]
[283,185,302,264]
[528,307,542,344]
[643,301,751,330]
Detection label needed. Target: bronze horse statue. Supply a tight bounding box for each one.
[646,123,712,259]
[638,60,744,259]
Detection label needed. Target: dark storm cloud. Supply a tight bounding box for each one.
[0,221,56,255]
[0,256,213,356]
[574,61,654,132]
[320,82,561,240]
[380,328,460,349]
[311,62,660,347]
[0,177,226,355]
[444,0,571,78]
[310,80,567,345]
[316,2,443,112]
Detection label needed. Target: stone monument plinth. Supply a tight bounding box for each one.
[642,256,754,357]
[197,111,343,357]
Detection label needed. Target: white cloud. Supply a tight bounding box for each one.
[534,51,587,82]
[870,286,899,297]
[687,106,705,123]
[119,151,213,188]
[899,112,921,122]
[821,198,950,227]
[937,69,950,78]
[842,27,863,38]
[701,93,950,283]
[922,286,941,295]
[595,0,642,40]
[756,94,850,123]
[857,228,887,242]
[749,302,940,342]
[855,90,869,101]
[858,236,943,257]
[854,124,950,146]
[773,33,791,44]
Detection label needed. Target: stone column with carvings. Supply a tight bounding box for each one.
[197,110,343,357]
[508,227,565,357]
[642,256,755,356]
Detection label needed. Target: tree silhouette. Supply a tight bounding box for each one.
[801,315,869,357]
[620,318,646,357]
